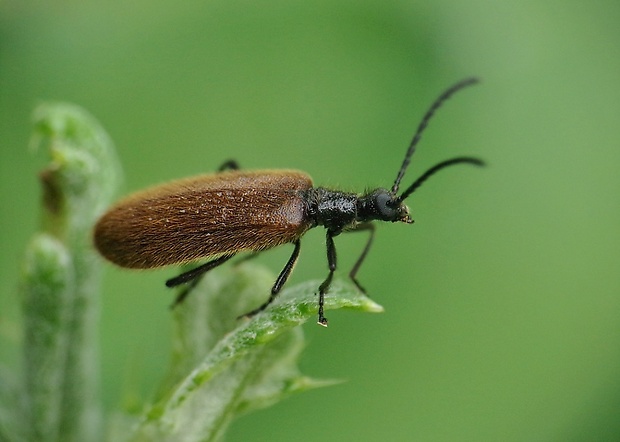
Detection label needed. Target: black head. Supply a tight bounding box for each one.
[357,188,412,224]
[374,77,485,223]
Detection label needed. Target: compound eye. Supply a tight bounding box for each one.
[374,191,398,221]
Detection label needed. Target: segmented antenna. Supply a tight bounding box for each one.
[391,77,480,195]
[397,157,484,202]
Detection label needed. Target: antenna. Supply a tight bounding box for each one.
[391,77,480,194]
[397,157,484,202]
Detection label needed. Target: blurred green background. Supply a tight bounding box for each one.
[1,0,619,441]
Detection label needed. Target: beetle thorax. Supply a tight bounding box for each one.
[305,187,358,232]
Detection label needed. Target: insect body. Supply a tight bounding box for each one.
[94,78,484,326]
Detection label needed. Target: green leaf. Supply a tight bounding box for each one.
[20,103,121,442]
[130,263,383,442]
[20,234,73,442]
[0,366,26,442]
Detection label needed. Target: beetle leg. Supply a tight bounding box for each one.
[317,231,337,327]
[346,222,375,294]
[240,240,301,318]
[167,253,236,308]
[217,160,240,171]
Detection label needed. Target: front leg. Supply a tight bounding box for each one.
[317,231,338,327]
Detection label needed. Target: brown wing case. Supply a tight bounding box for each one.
[94,170,314,268]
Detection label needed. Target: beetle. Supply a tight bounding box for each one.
[94,77,483,326]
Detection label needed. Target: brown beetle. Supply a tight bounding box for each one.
[94,78,483,326]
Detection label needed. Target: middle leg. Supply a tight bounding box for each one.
[240,240,301,318]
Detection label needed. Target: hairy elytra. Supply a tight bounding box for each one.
[94,78,484,326]
[94,170,313,269]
